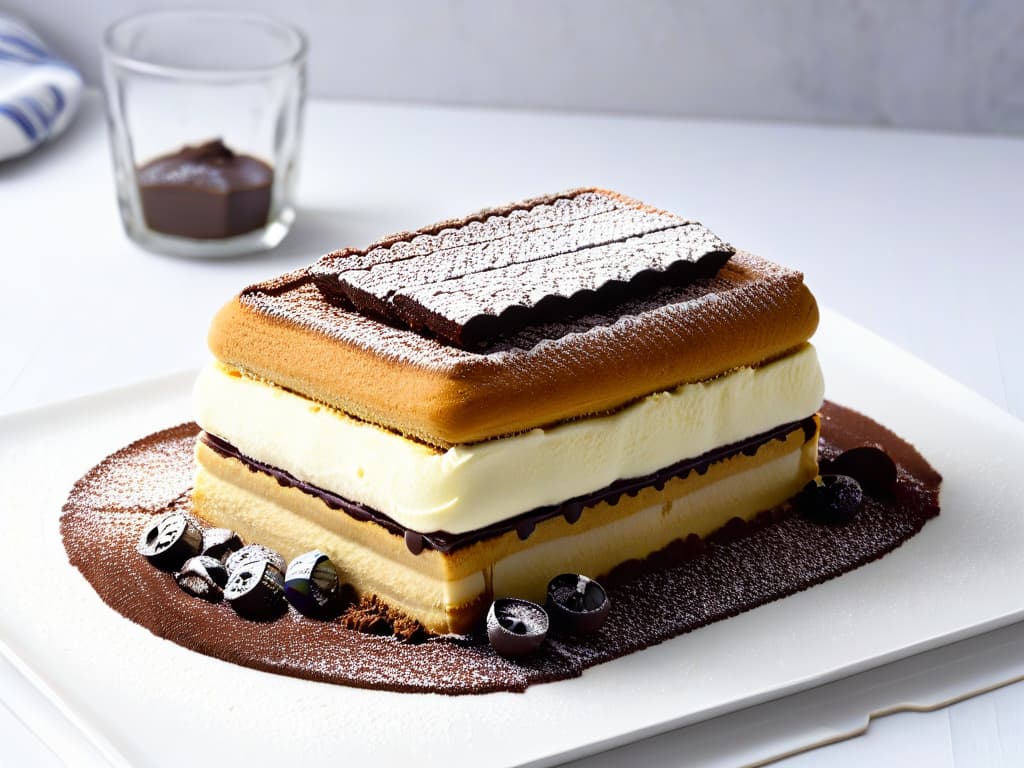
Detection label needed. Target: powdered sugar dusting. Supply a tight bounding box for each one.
[60,405,939,695]
[318,191,630,280]
[397,224,729,327]
[356,204,681,290]
[309,189,656,281]
[69,426,194,513]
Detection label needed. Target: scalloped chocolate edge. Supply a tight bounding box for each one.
[399,243,733,348]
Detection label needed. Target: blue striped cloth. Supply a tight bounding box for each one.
[0,14,82,161]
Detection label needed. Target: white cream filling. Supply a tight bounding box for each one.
[193,344,823,535]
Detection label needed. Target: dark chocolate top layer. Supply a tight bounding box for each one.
[201,414,817,554]
[311,189,734,348]
[61,402,940,695]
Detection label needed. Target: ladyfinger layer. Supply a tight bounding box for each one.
[194,344,823,536]
[192,418,819,634]
[209,249,817,447]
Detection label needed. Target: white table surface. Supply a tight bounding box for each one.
[2,90,1023,767]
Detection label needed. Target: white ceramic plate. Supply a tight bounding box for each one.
[1,308,1023,768]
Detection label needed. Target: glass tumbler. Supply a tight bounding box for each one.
[102,11,306,257]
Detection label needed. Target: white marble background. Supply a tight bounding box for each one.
[10,0,1024,134]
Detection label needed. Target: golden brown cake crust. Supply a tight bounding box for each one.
[209,248,818,446]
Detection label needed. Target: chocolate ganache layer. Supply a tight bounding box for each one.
[199,415,817,555]
[60,402,940,695]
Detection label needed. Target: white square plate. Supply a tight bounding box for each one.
[1,308,1023,767]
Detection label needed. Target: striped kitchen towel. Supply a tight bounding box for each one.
[0,14,82,161]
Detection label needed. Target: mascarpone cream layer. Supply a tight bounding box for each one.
[194,344,823,535]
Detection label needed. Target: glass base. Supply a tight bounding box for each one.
[124,206,295,258]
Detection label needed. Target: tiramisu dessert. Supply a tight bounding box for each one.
[190,188,824,634]
[62,187,942,693]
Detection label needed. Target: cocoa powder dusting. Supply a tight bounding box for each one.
[60,402,940,695]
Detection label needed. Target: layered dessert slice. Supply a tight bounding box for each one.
[192,189,824,634]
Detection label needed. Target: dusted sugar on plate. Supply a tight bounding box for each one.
[191,188,825,635]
